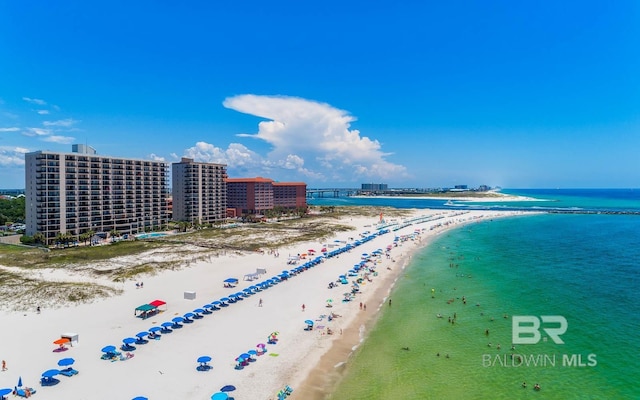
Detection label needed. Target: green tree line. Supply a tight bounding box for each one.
[0,196,25,225]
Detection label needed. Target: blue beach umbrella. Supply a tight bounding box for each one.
[132,397,148,400]
[220,385,236,392]
[57,357,75,367]
[197,356,212,363]
[211,392,229,400]
[123,337,136,344]
[149,326,162,333]
[204,304,215,309]
[42,369,60,378]
[136,331,149,338]
[305,320,314,325]
[220,297,230,302]
[193,308,205,314]
[212,300,222,305]
[101,345,116,353]
[172,317,184,323]
[0,388,13,397]
[17,376,22,387]
[161,322,173,328]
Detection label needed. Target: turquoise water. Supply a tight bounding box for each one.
[327,190,640,400]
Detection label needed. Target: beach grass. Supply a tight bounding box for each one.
[0,208,385,309]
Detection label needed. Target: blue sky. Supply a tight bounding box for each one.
[1,1,638,189]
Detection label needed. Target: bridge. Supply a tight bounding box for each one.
[306,188,358,198]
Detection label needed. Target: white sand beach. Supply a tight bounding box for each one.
[0,209,518,400]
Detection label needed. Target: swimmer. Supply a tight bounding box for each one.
[534,383,541,391]
[402,347,410,351]
[522,382,527,388]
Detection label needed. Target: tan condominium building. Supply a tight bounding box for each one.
[25,145,169,244]
[226,176,307,217]
[171,158,227,224]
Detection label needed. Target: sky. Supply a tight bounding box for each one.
[1,1,638,189]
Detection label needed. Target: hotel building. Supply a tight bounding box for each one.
[226,177,306,217]
[171,158,227,224]
[25,145,169,244]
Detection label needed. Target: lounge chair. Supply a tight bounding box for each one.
[15,387,36,398]
[59,367,79,377]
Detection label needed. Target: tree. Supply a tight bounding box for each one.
[33,232,46,245]
[79,232,91,245]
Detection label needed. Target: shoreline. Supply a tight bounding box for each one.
[292,210,525,399]
[0,210,522,399]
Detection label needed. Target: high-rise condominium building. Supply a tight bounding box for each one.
[226,177,306,216]
[171,158,228,224]
[25,145,169,244]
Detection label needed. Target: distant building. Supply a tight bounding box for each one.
[453,185,468,190]
[25,145,169,244]
[171,158,227,224]
[361,183,388,191]
[226,177,306,217]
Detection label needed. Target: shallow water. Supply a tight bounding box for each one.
[328,213,640,399]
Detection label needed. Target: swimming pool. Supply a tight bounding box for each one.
[136,232,168,239]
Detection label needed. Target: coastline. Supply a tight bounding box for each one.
[350,192,540,202]
[292,210,525,399]
[0,209,520,400]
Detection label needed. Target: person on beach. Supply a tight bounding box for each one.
[363,304,366,311]
[301,304,305,312]
[1,360,6,371]
[359,302,362,310]
[522,382,527,388]
[36,306,41,314]
[388,298,392,307]
[259,298,263,307]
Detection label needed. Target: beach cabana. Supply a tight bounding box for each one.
[134,304,157,319]
[149,299,167,311]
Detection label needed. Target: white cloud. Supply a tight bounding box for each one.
[22,127,52,136]
[149,153,165,162]
[170,153,179,161]
[222,94,406,182]
[0,127,20,132]
[37,110,50,115]
[42,135,75,144]
[22,97,47,106]
[43,118,79,127]
[0,146,28,166]
[183,142,262,170]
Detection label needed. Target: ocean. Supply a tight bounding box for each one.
[310,189,640,400]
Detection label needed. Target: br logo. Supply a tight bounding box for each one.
[512,315,567,344]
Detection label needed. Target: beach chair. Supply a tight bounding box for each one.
[15,387,36,398]
[285,385,293,395]
[59,367,79,377]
